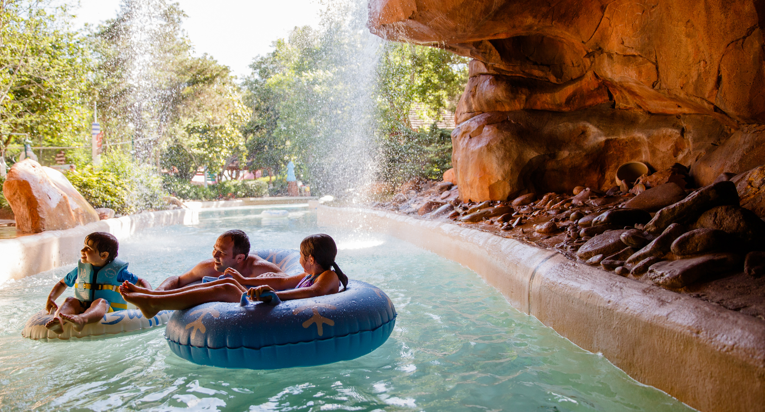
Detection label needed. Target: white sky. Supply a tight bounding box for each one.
[71,0,324,79]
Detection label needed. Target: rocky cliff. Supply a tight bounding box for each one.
[369,0,765,201]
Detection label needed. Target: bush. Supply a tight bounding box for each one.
[163,176,267,201]
[66,151,168,215]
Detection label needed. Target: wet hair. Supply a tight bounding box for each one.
[85,232,119,264]
[221,229,250,258]
[300,233,348,290]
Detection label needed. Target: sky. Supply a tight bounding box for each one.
[71,0,324,79]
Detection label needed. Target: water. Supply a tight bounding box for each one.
[0,207,694,411]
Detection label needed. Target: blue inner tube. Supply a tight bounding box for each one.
[165,249,397,369]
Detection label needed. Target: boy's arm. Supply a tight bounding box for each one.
[136,277,152,289]
[46,280,68,313]
[117,267,152,290]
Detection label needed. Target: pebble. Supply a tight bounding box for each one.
[614,266,630,276]
[576,230,629,260]
[535,221,558,234]
[622,182,686,212]
[569,211,584,222]
[592,208,652,227]
[511,193,536,206]
[586,254,605,265]
[620,229,650,249]
[630,256,662,276]
[626,223,685,265]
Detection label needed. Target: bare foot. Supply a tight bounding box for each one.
[61,313,87,331]
[121,291,160,319]
[45,317,64,334]
[120,281,145,293]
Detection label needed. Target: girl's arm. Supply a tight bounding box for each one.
[252,270,340,302]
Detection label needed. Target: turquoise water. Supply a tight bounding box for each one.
[0,207,694,411]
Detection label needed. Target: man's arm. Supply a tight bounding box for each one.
[155,260,215,291]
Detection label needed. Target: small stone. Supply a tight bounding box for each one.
[629,183,646,195]
[614,266,629,276]
[605,186,621,196]
[622,183,687,212]
[671,228,731,256]
[573,186,585,195]
[440,191,451,200]
[577,212,600,227]
[497,212,514,223]
[588,196,622,207]
[535,221,558,234]
[586,254,605,265]
[576,230,629,260]
[620,229,649,249]
[744,251,765,277]
[592,208,652,227]
[571,188,593,206]
[95,208,115,220]
[569,211,584,222]
[429,203,454,218]
[466,201,493,214]
[601,259,625,271]
[644,180,740,235]
[418,201,445,215]
[626,223,686,264]
[511,193,536,207]
[579,224,619,238]
[646,253,743,288]
[601,247,635,270]
[630,256,662,276]
[511,217,523,228]
[460,206,513,223]
[435,181,453,192]
[448,210,461,219]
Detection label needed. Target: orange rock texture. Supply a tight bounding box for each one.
[2,160,100,233]
[369,0,765,201]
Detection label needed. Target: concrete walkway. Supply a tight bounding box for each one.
[317,206,765,412]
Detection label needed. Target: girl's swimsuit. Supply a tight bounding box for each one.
[295,270,332,288]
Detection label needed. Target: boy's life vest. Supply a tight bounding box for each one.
[73,259,130,312]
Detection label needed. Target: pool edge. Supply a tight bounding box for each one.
[318,205,765,412]
[0,209,199,284]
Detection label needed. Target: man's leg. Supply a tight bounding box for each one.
[122,281,245,319]
[45,297,84,334]
[61,298,108,331]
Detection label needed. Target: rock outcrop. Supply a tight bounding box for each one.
[2,160,99,233]
[368,0,765,202]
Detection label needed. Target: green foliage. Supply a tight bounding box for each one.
[0,176,8,210]
[67,150,167,214]
[163,176,267,201]
[0,1,92,158]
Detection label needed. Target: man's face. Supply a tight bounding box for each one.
[212,236,242,272]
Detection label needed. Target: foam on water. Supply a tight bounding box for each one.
[0,207,694,411]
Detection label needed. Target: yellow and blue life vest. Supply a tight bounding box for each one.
[73,259,130,312]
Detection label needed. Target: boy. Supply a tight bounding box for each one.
[44,232,151,333]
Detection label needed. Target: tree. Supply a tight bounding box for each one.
[0,0,92,162]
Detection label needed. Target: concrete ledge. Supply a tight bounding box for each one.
[0,209,198,284]
[185,197,315,209]
[318,206,765,412]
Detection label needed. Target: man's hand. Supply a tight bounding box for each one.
[45,297,58,314]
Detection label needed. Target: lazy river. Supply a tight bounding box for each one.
[0,206,694,411]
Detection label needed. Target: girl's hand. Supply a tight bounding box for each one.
[247,285,276,302]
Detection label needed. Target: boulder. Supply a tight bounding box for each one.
[646,253,743,288]
[731,164,765,218]
[443,168,456,184]
[693,205,765,243]
[745,251,765,278]
[670,228,731,256]
[576,229,628,260]
[644,181,740,235]
[622,183,687,212]
[2,160,99,233]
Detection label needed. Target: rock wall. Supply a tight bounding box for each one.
[369,0,765,201]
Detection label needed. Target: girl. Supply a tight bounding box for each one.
[120,234,348,319]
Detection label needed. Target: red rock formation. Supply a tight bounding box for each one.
[369,0,765,201]
[2,160,100,233]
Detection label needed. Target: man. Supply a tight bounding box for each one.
[155,229,284,291]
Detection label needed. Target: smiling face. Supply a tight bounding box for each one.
[81,239,109,267]
[212,235,245,272]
